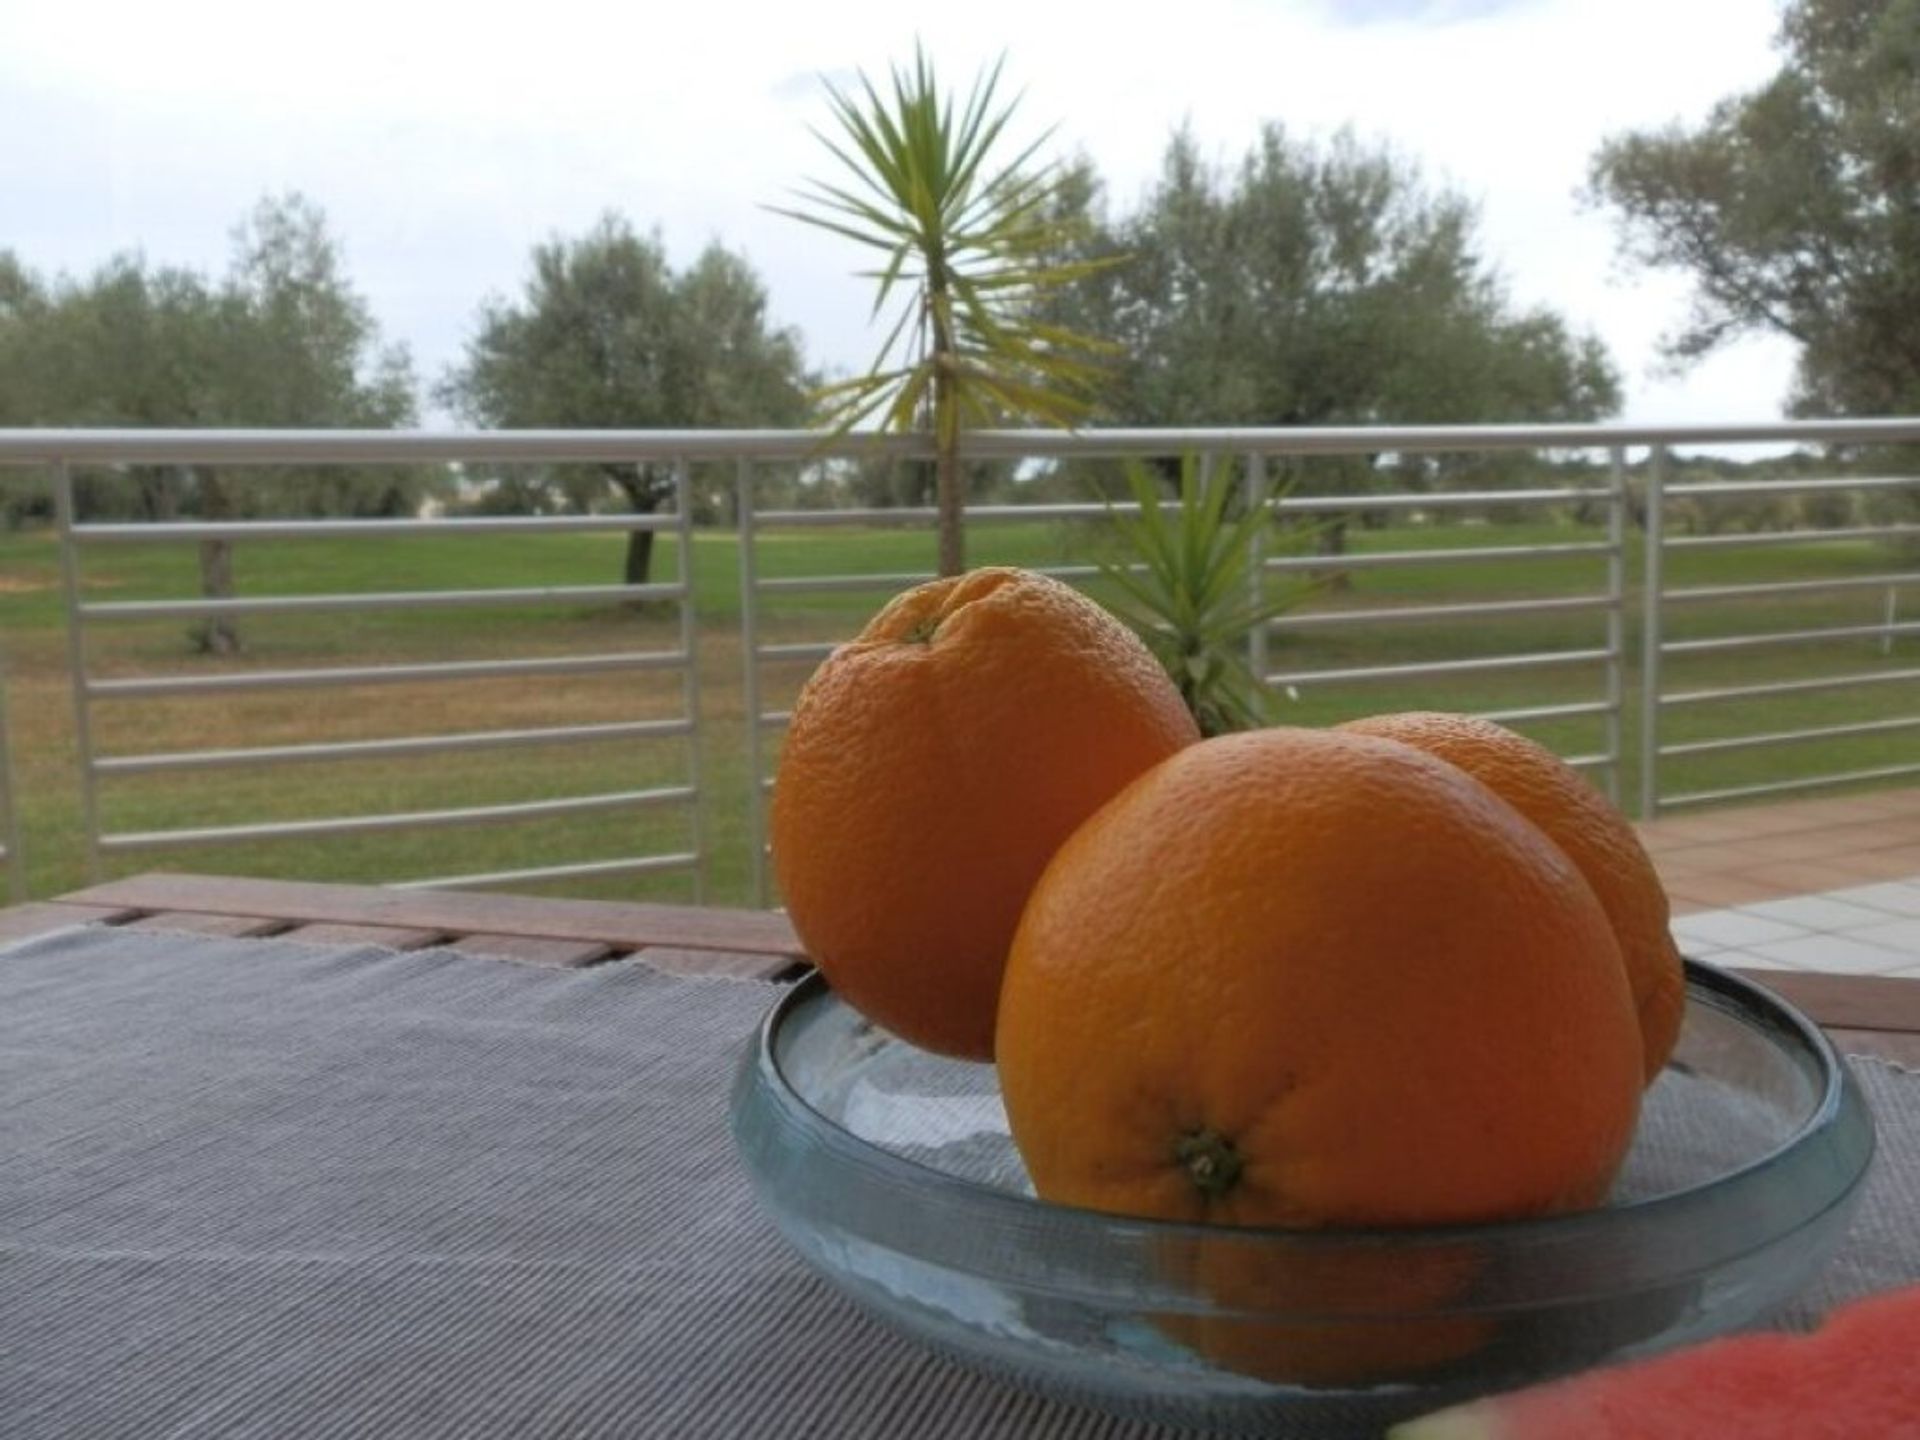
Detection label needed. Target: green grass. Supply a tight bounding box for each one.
[2,512,1917,907]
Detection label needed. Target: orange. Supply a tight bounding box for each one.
[1150,1229,1491,1387]
[1340,712,1685,1082]
[996,726,1643,1226]
[770,567,1199,1060]
[994,727,1644,1382]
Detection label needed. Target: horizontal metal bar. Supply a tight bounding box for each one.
[757,571,935,595]
[1665,572,1918,604]
[71,514,681,542]
[749,502,1147,528]
[1663,619,1920,656]
[1470,700,1618,725]
[81,581,681,620]
[87,650,688,699]
[1267,647,1610,687]
[758,710,792,729]
[93,719,691,775]
[1563,753,1614,772]
[756,642,837,664]
[755,506,936,527]
[1660,665,1920,707]
[390,852,699,892]
[9,418,1920,467]
[1263,540,1615,573]
[1664,523,1920,551]
[100,786,695,851]
[1276,487,1592,513]
[755,561,1134,591]
[1667,474,1920,499]
[967,502,1135,521]
[1663,761,1920,810]
[1270,594,1614,631]
[1660,713,1920,759]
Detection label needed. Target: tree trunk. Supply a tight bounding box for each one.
[935,448,964,576]
[605,464,662,598]
[134,467,179,521]
[933,361,964,577]
[191,466,241,655]
[623,527,656,588]
[1314,516,1353,592]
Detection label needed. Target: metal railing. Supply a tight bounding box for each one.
[6,436,710,895]
[1641,458,1920,816]
[735,433,1650,903]
[1260,458,1628,785]
[4,419,1920,903]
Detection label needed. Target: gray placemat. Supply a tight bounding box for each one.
[3,925,1916,1440]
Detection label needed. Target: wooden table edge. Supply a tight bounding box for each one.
[5,880,1919,1058]
[52,872,805,978]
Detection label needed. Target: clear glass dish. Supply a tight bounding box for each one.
[729,962,1875,1434]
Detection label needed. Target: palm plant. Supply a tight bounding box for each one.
[1100,458,1324,737]
[775,45,1116,575]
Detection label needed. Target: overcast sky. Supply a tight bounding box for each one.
[3,0,1797,432]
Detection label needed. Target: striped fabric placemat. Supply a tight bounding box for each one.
[3,925,1915,1438]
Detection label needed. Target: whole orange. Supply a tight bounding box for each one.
[995,726,1644,1230]
[770,567,1199,1060]
[1339,712,1685,1082]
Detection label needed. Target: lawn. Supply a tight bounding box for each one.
[2,507,1916,906]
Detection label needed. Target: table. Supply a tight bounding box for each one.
[1,871,807,979]
[6,872,1919,1438]
[8,871,1920,1065]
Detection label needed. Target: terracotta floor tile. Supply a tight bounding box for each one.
[1637,815,1772,846]
[1813,851,1920,882]
[1860,790,1920,814]
[1812,798,1920,822]
[1703,806,1847,838]
[1729,860,1887,893]
[1789,791,1919,820]
[1716,833,1853,864]
[1667,896,1713,916]
[1663,874,1799,908]
[1667,839,1825,869]
[1651,855,1725,880]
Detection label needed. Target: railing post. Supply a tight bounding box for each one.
[0,651,22,902]
[1245,451,1269,688]
[1639,447,1666,821]
[737,458,768,906]
[54,461,103,882]
[1603,447,1628,807]
[674,459,706,904]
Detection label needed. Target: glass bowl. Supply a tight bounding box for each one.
[729,962,1875,1434]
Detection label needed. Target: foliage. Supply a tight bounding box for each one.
[1589,0,1920,418]
[1098,457,1319,737]
[1045,127,1619,434]
[0,196,420,523]
[438,216,811,581]
[775,45,1116,574]
[1039,126,1619,579]
[0,195,424,649]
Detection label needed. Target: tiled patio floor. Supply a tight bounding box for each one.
[1641,788,1920,977]
[1639,787,1920,913]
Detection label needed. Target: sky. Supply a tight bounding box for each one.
[2,0,1798,433]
